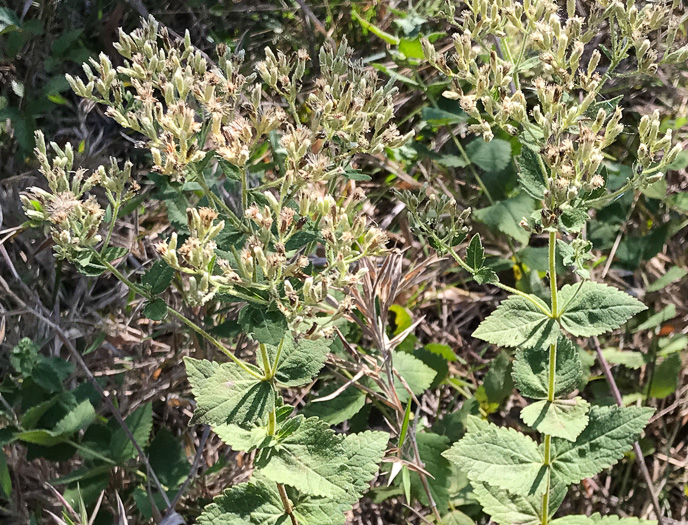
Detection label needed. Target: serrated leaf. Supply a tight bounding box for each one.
[521,397,590,441]
[443,424,547,496]
[466,234,485,270]
[393,352,436,403]
[551,514,656,525]
[473,478,567,525]
[273,336,330,387]
[142,260,175,294]
[185,357,274,429]
[483,351,513,405]
[558,282,646,337]
[442,510,475,525]
[560,205,589,233]
[214,423,269,452]
[513,336,582,399]
[110,403,153,462]
[255,416,352,498]
[551,405,653,484]
[517,146,547,200]
[340,430,388,501]
[473,295,558,349]
[197,481,347,525]
[238,306,288,346]
[143,298,168,321]
[475,267,499,284]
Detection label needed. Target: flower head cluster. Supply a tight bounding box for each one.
[423,0,684,228]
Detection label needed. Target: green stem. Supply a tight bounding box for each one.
[92,251,262,380]
[240,166,249,213]
[541,231,559,525]
[260,343,273,380]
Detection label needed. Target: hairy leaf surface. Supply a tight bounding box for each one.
[512,337,582,399]
[558,282,646,337]
[551,514,656,524]
[473,295,558,349]
[185,358,274,428]
[551,405,653,484]
[520,397,590,441]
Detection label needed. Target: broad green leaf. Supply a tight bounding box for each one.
[473,478,567,525]
[646,353,680,399]
[474,192,535,244]
[185,357,274,429]
[143,298,168,321]
[340,430,388,501]
[214,423,269,452]
[560,205,589,233]
[424,343,459,362]
[149,428,191,489]
[465,138,512,173]
[443,423,547,496]
[513,337,582,399]
[551,514,656,524]
[410,432,452,512]
[238,306,288,346]
[442,510,475,525]
[517,146,547,200]
[558,282,646,337]
[421,107,467,126]
[393,351,436,403]
[473,295,558,349]
[483,351,513,405]
[197,481,347,525]
[600,348,645,369]
[466,234,485,270]
[142,260,175,294]
[255,416,352,498]
[110,403,153,462]
[0,453,11,498]
[303,383,366,425]
[646,266,686,292]
[272,336,330,387]
[52,400,96,436]
[520,397,590,441]
[552,405,653,484]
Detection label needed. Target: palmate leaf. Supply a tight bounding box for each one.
[443,417,547,496]
[551,514,656,525]
[558,282,646,337]
[520,397,590,442]
[512,336,583,399]
[551,405,653,485]
[185,358,274,429]
[473,295,558,349]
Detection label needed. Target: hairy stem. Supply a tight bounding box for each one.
[541,230,559,525]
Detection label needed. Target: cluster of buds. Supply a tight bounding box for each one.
[400,187,470,254]
[22,131,125,260]
[156,208,240,306]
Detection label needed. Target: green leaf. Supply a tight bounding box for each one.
[473,295,558,349]
[239,306,288,346]
[421,107,467,126]
[442,510,475,525]
[343,168,372,181]
[560,205,589,233]
[443,418,547,496]
[255,416,352,498]
[512,337,582,399]
[521,397,590,441]
[52,400,96,436]
[149,428,191,489]
[551,514,656,525]
[634,304,676,332]
[473,478,567,525]
[466,234,485,270]
[197,481,347,525]
[76,247,128,276]
[558,282,647,337]
[424,343,459,362]
[185,358,274,429]
[517,146,547,200]
[273,336,330,387]
[142,260,175,294]
[465,138,512,173]
[482,351,514,405]
[303,383,366,425]
[214,423,269,452]
[340,430,388,501]
[551,405,653,484]
[393,351,436,403]
[411,432,452,512]
[143,298,168,321]
[474,192,535,244]
[646,353,680,399]
[646,266,686,292]
[600,348,645,369]
[0,452,11,498]
[110,403,153,462]
[399,37,424,59]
